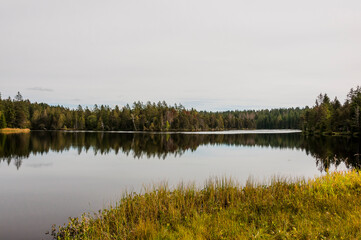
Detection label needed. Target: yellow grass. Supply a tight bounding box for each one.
[52,170,361,240]
[0,128,31,134]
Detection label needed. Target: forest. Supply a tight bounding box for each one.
[302,86,361,134]
[0,86,360,133]
[0,92,302,131]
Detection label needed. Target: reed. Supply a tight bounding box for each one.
[52,171,361,239]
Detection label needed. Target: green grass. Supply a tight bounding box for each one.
[52,171,361,239]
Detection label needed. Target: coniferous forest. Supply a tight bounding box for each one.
[302,86,361,134]
[0,86,360,134]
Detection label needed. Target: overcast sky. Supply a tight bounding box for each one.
[1,0,360,111]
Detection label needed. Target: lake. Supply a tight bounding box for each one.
[0,130,360,240]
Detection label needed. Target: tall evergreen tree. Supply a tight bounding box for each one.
[0,112,6,129]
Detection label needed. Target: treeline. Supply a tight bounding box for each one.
[1,86,359,132]
[0,92,303,131]
[302,86,361,134]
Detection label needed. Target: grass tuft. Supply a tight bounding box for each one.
[51,171,361,239]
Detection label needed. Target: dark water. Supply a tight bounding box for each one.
[0,130,360,240]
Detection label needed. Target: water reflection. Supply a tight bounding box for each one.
[0,131,360,172]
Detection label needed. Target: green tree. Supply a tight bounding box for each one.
[97,117,104,130]
[3,98,15,127]
[0,112,6,128]
[86,114,97,130]
[165,120,170,131]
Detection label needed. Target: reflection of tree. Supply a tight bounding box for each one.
[0,132,360,171]
[0,133,30,169]
[303,136,361,172]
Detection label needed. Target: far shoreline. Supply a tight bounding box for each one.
[29,129,302,135]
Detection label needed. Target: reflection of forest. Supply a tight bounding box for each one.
[0,132,360,171]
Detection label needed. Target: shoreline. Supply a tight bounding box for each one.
[302,130,360,137]
[2,127,358,137]
[23,129,303,134]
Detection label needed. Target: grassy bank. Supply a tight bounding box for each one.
[0,128,30,134]
[52,171,361,239]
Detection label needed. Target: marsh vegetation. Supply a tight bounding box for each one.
[52,171,361,239]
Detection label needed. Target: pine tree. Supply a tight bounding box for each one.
[0,112,6,129]
[15,91,23,101]
[97,117,104,130]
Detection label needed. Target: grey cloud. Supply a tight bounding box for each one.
[1,0,361,110]
[27,87,54,92]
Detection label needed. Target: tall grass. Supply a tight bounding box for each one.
[52,171,361,239]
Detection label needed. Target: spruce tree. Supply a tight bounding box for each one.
[0,112,6,129]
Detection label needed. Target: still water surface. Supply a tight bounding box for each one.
[0,130,360,239]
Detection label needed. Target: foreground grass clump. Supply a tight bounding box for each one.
[52,171,361,239]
